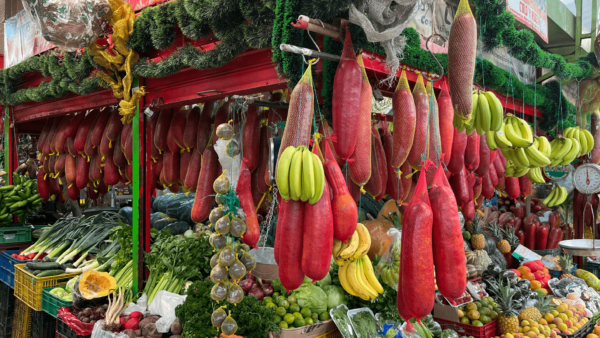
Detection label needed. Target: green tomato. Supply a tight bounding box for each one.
[300,308,312,318]
[276,307,287,317]
[289,304,300,313]
[319,312,330,321]
[293,312,303,320]
[263,297,273,305]
[294,318,306,327]
[283,313,296,325]
[279,321,289,329]
[305,318,314,325]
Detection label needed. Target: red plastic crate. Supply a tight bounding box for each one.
[435,317,498,338]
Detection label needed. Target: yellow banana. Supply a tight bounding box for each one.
[543,187,558,206]
[494,123,513,149]
[513,166,530,178]
[537,136,552,158]
[516,117,533,144]
[338,263,359,297]
[524,145,551,166]
[338,231,359,260]
[484,91,504,131]
[513,147,530,168]
[471,92,480,122]
[362,256,384,294]
[355,259,378,299]
[332,239,343,258]
[346,261,371,300]
[478,92,491,133]
[553,138,572,162]
[276,146,297,200]
[300,147,314,202]
[486,131,498,150]
[578,129,588,156]
[466,113,477,135]
[560,138,580,165]
[309,153,325,204]
[505,120,531,147]
[353,223,371,260]
[564,127,575,139]
[583,129,594,155]
[289,147,304,201]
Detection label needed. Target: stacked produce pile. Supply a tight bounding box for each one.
[457,297,500,326]
[0,172,43,224]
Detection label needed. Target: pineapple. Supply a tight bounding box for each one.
[470,214,486,250]
[518,295,554,322]
[503,227,521,252]
[488,220,511,254]
[489,278,520,334]
[559,254,576,279]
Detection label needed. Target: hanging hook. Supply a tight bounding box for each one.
[422,34,445,83]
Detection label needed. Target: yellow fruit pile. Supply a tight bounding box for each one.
[518,301,588,338]
[457,298,500,326]
[333,223,383,301]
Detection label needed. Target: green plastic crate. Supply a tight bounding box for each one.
[41,287,72,318]
[0,227,31,244]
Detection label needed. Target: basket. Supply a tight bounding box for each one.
[14,264,80,311]
[12,298,32,338]
[557,318,592,338]
[435,318,497,338]
[314,329,342,338]
[549,264,577,279]
[0,226,32,244]
[42,287,72,318]
[57,318,91,338]
[32,309,55,338]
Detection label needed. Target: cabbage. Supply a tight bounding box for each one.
[322,285,348,310]
[291,281,328,314]
[314,273,331,287]
[65,277,78,293]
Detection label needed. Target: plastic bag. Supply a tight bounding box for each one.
[58,307,96,336]
[121,293,149,316]
[90,320,129,338]
[375,227,401,290]
[541,255,560,270]
[147,290,187,333]
[400,321,424,338]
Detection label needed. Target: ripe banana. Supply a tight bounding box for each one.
[338,231,359,260]
[346,261,372,300]
[527,167,545,183]
[339,263,359,297]
[513,147,530,168]
[353,223,371,260]
[516,117,533,144]
[513,166,530,178]
[543,187,558,206]
[583,129,594,155]
[362,256,384,294]
[332,239,343,258]
[355,259,378,299]
[276,146,297,200]
[524,145,551,167]
[505,116,532,147]
[308,153,325,204]
[289,147,304,201]
[551,138,572,164]
[536,136,552,158]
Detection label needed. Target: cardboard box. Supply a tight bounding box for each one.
[269,319,338,338]
[434,303,460,323]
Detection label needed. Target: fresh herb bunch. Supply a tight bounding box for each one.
[347,278,401,324]
[176,280,281,338]
[110,223,133,273]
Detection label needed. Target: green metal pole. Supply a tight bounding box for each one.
[592,0,597,48]
[132,77,141,295]
[576,0,583,57]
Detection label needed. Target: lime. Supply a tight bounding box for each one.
[290,304,300,313]
[276,307,287,317]
[279,300,290,310]
[279,321,288,329]
[273,292,280,298]
[319,312,330,321]
[273,315,282,324]
[263,297,274,305]
[479,300,488,307]
[311,313,319,321]
[283,313,295,324]
[277,295,286,303]
[293,312,303,319]
[266,302,277,309]
[305,318,314,325]
[480,315,491,324]
[301,308,312,318]
[294,318,306,327]
[289,326,296,329]
[288,295,297,304]
[460,317,470,324]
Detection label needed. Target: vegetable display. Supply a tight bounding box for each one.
[0,172,42,224]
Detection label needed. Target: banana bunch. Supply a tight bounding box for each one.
[543,185,568,207]
[454,90,503,136]
[339,255,383,301]
[276,145,325,204]
[526,167,546,183]
[549,137,582,165]
[332,223,371,265]
[376,240,400,289]
[564,127,594,157]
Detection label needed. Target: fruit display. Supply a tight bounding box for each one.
[264,293,330,329]
[0,172,42,224]
[457,297,500,326]
[516,260,552,295]
[276,145,325,204]
[543,186,569,208]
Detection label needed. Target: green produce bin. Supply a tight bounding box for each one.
[41,287,72,318]
[0,226,31,245]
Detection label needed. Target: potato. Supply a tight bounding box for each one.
[139,318,152,330]
[171,319,182,335]
[141,323,163,338]
[122,329,136,338]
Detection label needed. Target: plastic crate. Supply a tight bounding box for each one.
[0,282,14,314]
[0,241,33,252]
[42,287,72,318]
[32,309,55,338]
[57,318,91,338]
[557,318,592,338]
[0,250,34,273]
[0,226,31,244]
[14,264,80,311]
[0,306,14,338]
[549,264,578,279]
[0,267,15,288]
[435,317,497,338]
[12,298,32,338]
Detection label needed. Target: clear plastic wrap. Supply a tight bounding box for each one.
[375,228,401,289]
[23,0,111,52]
[147,290,187,333]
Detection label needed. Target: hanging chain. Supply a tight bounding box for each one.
[259,186,279,247]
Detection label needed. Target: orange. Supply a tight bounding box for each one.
[518,266,532,275]
[531,280,542,289]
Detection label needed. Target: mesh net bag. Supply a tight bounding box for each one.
[407,73,430,170]
[425,81,442,187]
[391,68,416,169]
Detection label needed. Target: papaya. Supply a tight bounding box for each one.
[183,150,201,192]
[191,145,219,223]
[76,155,90,190]
[574,269,600,290]
[113,134,127,168]
[67,184,79,201]
[65,154,77,184]
[180,149,192,185]
[104,154,120,186]
[90,111,111,148]
[37,118,53,153]
[163,151,180,185]
[37,168,50,201]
